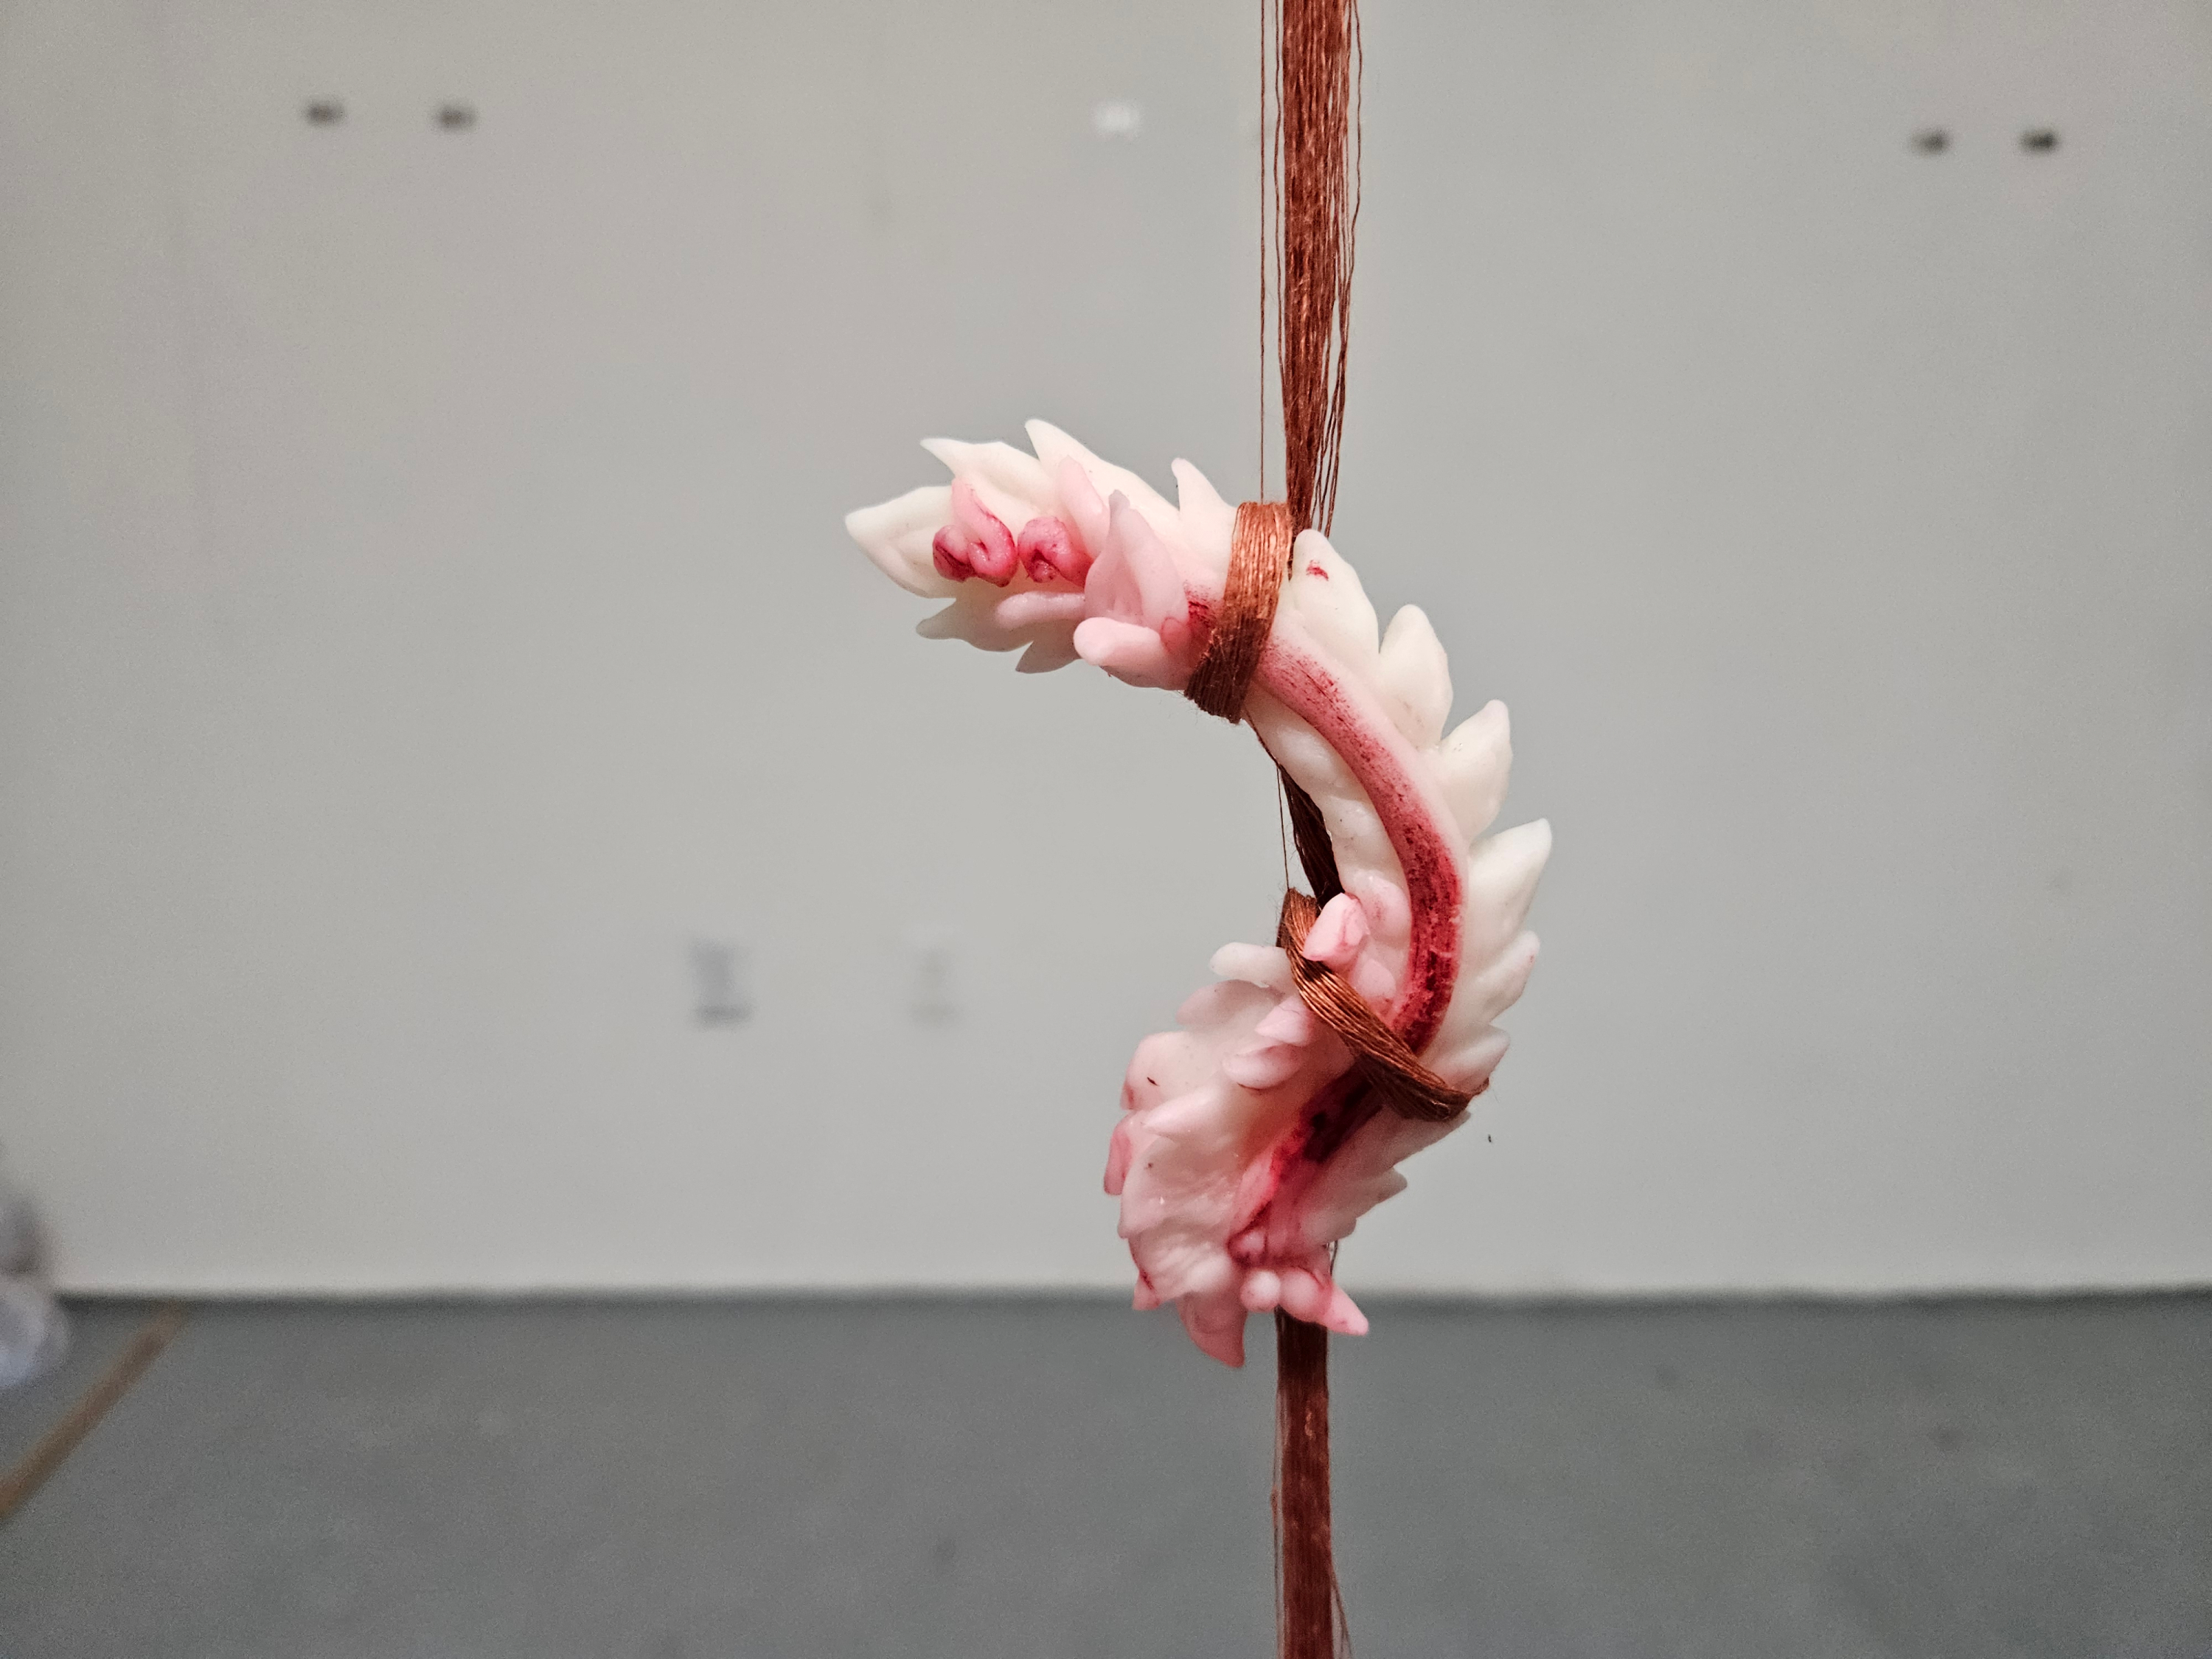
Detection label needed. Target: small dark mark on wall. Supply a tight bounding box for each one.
[1910,128,1948,154]
[2021,128,2059,152]
[304,98,344,125]
[437,102,478,131]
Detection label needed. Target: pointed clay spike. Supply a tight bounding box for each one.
[1378,605,1453,746]
[1253,996,1318,1046]
[1303,893,1369,967]
[1056,459,1110,557]
[1324,1284,1369,1337]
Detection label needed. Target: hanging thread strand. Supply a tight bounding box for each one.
[1189,6,1365,1652]
[1276,0,1360,535]
[1275,1311,1341,1659]
[1271,6,1362,1654]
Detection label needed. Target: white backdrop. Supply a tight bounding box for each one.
[2,0,2207,1296]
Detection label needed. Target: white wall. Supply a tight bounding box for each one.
[1,0,2206,1297]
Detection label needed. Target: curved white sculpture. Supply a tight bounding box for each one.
[849,421,1549,1366]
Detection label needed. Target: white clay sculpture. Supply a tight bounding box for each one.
[849,422,1548,1366]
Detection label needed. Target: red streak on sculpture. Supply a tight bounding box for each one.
[1188,591,1467,1237]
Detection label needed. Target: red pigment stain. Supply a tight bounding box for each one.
[1306,564,1329,579]
[1148,594,1470,1267]
[1184,588,1222,658]
[1230,633,1470,1239]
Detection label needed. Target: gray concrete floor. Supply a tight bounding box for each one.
[0,1295,2206,1658]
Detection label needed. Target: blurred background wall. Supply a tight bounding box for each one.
[1,0,2205,1296]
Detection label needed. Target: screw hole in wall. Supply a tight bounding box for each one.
[1911,128,1948,154]
[303,98,344,125]
[2020,128,2058,152]
[437,102,477,131]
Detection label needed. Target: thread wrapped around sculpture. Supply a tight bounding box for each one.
[848,420,1549,1366]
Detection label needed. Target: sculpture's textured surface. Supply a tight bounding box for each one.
[849,422,1549,1366]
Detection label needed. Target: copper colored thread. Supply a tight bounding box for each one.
[1235,3,1365,1655]
[1187,502,1295,720]
[1274,1310,1341,1659]
[1258,0,1273,496]
[1276,0,1360,535]
[1278,892,1476,1123]
[1279,773,1343,902]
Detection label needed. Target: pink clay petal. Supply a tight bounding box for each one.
[1210,943,1293,991]
[1072,617,1176,687]
[1104,494,1189,634]
[1104,1117,1135,1196]
[1302,893,1370,969]
[1428,1026,1511,1094]
[968,524,1016,585]
[1228,1157,1281,1239]
[946,476,990,538]
[1349,872,1411,950]
[992,591,1087,630]
[1057,458,1109,557]
[1123,1029,1207,1102]
[1079,522,1144,627]
[1178,1294,1248,1368]
[1253,996,1318,1046]
[1222,1041,1305,1091]
[1017,515,1090,585]
[1351,956,1397,1006]
[1158,611,1192,660]
[1175,977,1269,1027]
[930,526,973,581]
[948,479,1016,584]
